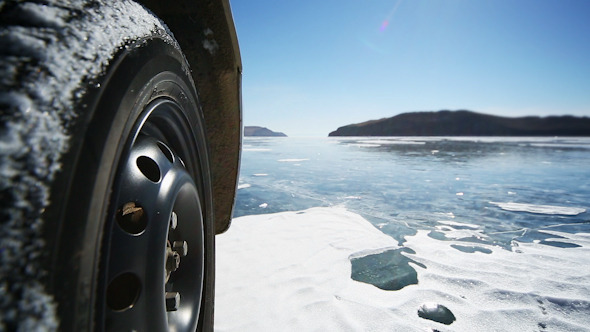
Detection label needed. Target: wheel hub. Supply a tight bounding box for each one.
[104,128,204,331]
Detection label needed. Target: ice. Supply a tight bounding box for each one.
[278,158,309,162]
[349,143,381,147]
[531,143,590,149]
[242,148,271,151]
[216,207,590,331]
[351,248,426,291]
[538,230,590,247]
[489,202,586,216]
[417,303,456,325]
[435,220,487,241]
[215,207,399,331]
[229,137,590,330]
[450,244,493,254]
[359,139,426,145]
[433,225,489,241]
[437,220,480,229]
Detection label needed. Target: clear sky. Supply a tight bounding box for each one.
[229,0,590,137]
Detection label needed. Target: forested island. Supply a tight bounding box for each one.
[328,110,590,136]
[244,126,287,137]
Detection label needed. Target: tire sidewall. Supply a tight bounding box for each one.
[52,38,214,331]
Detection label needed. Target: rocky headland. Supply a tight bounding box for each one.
[328,110,590,136]
[244,126,287,137]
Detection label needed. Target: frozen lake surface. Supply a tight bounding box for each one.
[216,137,590,331]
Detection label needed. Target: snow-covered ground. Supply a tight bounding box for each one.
[215,207,590,331]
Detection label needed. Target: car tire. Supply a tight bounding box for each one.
[0,1,215,331]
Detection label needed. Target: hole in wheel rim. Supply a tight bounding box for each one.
[116,202,148,235]
[137,156,161,182]
[106,273,141,311]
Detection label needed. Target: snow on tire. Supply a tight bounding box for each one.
[0,1,193,330]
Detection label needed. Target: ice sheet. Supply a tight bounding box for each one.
[216,207,590,331]
[278,158,310,162]
[358,139,426,145]
[490,202,586,216]
[243,148,272,151]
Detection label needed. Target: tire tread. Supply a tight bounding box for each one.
[0,1,179,330]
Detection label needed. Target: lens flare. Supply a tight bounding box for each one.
[380,0,403,32]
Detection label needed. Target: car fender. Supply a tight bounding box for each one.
[141,0,242,234]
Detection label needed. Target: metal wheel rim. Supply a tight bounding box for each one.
[103,97,205,331]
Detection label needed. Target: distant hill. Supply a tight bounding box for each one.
[244,126,287,137]
[328,110,590,137]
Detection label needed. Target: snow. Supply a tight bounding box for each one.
[13,2,68,28]
[489,202,586,216]
[358,139,426,145]
[278,158,310,162]
[242,148,272,151]
[436,220,480,229]
[203,39,220,55]
[215,207,590,331]
[343,196,362,200]
[215,207,398,331]
[0,1,179,330]
[202,28,219,55]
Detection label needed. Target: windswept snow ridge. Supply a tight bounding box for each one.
[0,1,179,330]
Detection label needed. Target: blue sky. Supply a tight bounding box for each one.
[230,0,590,137]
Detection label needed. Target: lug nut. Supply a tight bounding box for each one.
[165,292,181,311]
[166,251,180,272]
[173,241,188,257]
[170,211,177,230]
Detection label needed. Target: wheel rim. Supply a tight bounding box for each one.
[103,98,205,331]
